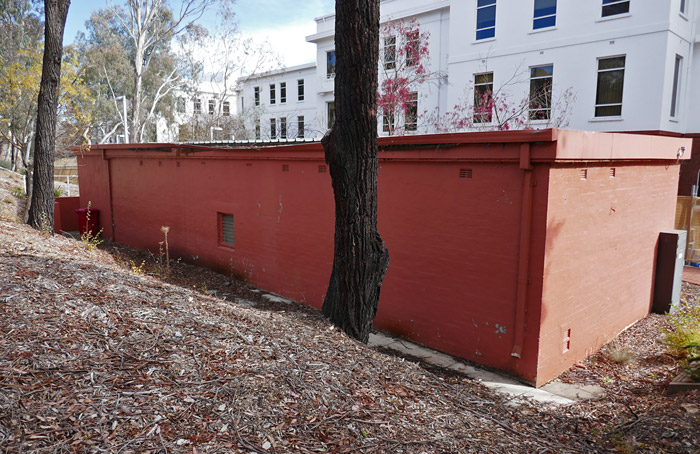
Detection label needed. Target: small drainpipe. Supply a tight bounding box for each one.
[512,143,534,359]
[101,149,116,241]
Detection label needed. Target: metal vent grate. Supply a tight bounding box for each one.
[318,165,327,173]
[580,169,588,181]
[459,168,473,179]
[282,164,289,172]
[221,213,234,246]
[609,167,616,178]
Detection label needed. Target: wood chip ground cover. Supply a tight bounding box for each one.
[0,219,698,453]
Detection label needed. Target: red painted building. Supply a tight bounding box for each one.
[74,130,689,386]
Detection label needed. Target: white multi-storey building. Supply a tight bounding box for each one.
[236,0,699,146]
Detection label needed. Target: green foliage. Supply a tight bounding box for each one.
[80,202,104,251]
[662,301,700,382]
[11,186,25,198]
[53,187,63,198]
[662,302,700,354]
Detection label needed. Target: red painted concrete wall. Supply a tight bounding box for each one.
[54,196,80,233]
[536,162,680,383]
[76,130,689,385]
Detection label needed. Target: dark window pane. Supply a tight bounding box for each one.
[602,1,629,17]
[531,65,553,78]
[475,73,493,85]
[596,70,624,105]
[477,5,496,30]
[533,15,556,29]
[595,105,622,116]
[598,56,625,70]
[534,0,557,17]
[478,0,496,7]
[476,28,495,40]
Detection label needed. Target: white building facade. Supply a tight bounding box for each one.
[236,0,699,140]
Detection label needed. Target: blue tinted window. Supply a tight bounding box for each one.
[534,0,556,29]
[476,0,496,40]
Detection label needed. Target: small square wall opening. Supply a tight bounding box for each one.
[282,164,289,172]
[459,168,473,179]
[218,213,235,248]
[580,169,588,181]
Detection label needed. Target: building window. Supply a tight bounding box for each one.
[270,84,276,104]
[405,92,418,131]
[529,65,553,120]
[405,31,419,66]
[327,101,335,129]
[218,213,234,247]
[297,116,305,139]
[681,0,687,14]
[240,97,244,111]
[280,117,287,139]
[533,0,556,29]
[327,50,336,79]
[473,72,493,123]
[382,108,394,133]
[208,99,215,115]
[177,97,185,113]
[383,36,396,70]
[595,56,625,117]
[254,86,260,106]
[255,119,260,140]
[671,55,683,118]
[602,0,630,17]
[193,98,201,114]
[476,0,497,40]
[298,79,305,101]
[280,82,286,103]
[223,101,230,116]
[270,118,276,139]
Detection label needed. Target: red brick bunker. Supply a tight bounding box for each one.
[75,129,690,386]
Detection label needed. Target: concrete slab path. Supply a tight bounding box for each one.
[368,333,605,406]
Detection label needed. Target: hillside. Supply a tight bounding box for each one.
[0,175,698,452]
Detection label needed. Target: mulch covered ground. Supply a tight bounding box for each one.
[0,218,698,453]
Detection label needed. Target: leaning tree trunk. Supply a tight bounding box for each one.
[27,0,71,231]
[321,0,389,343]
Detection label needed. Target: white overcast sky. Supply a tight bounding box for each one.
[63,0,335,67]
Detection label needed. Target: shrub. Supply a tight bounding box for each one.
[662,301,700,381]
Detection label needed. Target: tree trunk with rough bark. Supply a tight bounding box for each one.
[27,0,70,231]
[321,0,389,343]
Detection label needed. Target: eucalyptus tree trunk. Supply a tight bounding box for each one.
[321,0,389,343]
[27,0,70,231]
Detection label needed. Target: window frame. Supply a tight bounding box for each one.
[533,0,556,30]
[193,98,202,115]
[280,82,287,104]
[476,0,497,41]
[601,0,630,18]
[297,115,305,139]
[382,108,394,133]
[269,84,276,105]
[255,119,261,140]
[270,118,277,139]
[327,101,336,129]
[670,54,683,118]
[297,79,305,101]
[405,92,418,131]
[254,86,260,106]
[208,99,216,115]
[327,50,336,79]
[383,35,396,70]
[223,101,230,116]
[473,72,494,124]
[280,117,287,139]
[529,64,554,121]
[594,55,626,118]
[405,31,420,67]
